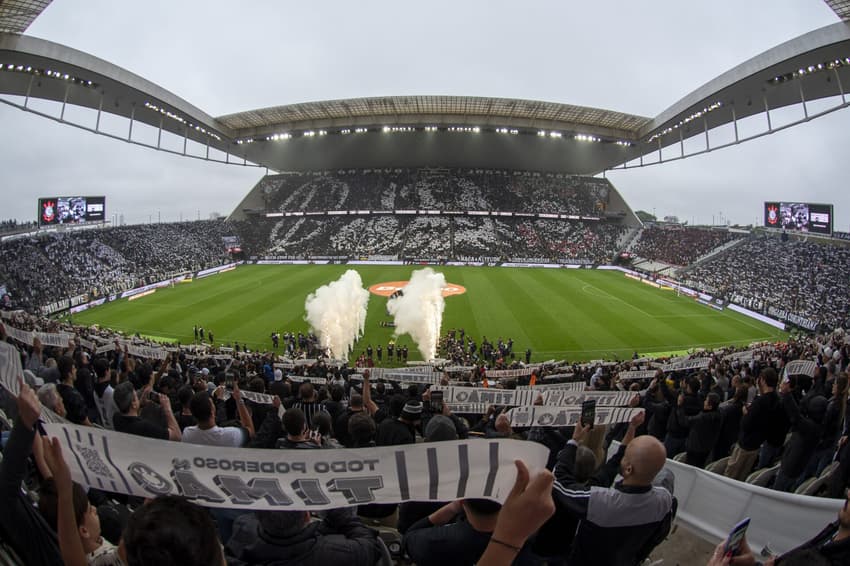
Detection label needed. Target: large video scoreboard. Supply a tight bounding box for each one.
[764,201,833,235]
[38,196,106,227]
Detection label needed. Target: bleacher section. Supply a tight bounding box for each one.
[231,168,636,262]
[0,220,234,312]
[630,226,742,267]
[238,168,620,217]
[683,234,850,331]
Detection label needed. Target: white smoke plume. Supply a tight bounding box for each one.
[387,268,447,361]
[304,270,370,359]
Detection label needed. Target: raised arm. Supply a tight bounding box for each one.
[361,371,379,415]
[232,383,256,440]
[159,393,182,441]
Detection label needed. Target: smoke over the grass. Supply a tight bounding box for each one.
[387,268,446,361]
[304,270,369,359]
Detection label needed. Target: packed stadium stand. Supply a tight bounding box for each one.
[0,220,235,312]
[0,219,37,236]
[244,169,617,217]
[630,226,743,267]
[2,179,850,566]
[682,234,850,331]
[229,168,635,262]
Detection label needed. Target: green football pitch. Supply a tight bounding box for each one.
[69,265,786,362]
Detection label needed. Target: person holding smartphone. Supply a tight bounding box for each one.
[550,411,675,566]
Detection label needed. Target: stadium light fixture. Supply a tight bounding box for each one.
[304,131,316,137]
[143,101,222,141]
[574,134,600,142]
[646,101,723,144]
[318,130,327,136]
[537,130,547,137]
[341,129,351,134]
[767,54,850,85]
[549,131,562,138]
[0,62,99,90]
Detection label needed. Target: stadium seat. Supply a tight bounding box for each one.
[746,464,780,488]
[376,536,393,566]
[374,526,403,558]
[794,476,818,496]
[792,462,842,497]
[705,457,730,474]
[819,461,840,480]
[0,409,11,429]
[672,452,688,462]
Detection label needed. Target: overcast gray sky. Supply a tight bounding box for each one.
[1,0,847,229]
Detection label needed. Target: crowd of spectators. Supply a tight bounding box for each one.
[684,234,850,331]
[0,219,38,235]
[0,220,236,312]
[631,226,741,266]
[261,216,625,263]
[257,168,614,216]
[1,311,849,565]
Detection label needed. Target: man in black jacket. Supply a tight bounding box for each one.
[335,393,366,448]
[533,411,645,561]
[226,507,380,566]
[677,392,722,468]
[403,498,536,565]
[551,416,675,566]
[276,408,323,449]
[773,379,827,492]
[724,368,781,481]
[643,375,672,441]
[375,398,420,446]
[662,376,701,457]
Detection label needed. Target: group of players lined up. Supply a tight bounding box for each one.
[441,329,532,367]
[356,342,410,366]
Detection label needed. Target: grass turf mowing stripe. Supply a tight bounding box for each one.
[70,265,786,362]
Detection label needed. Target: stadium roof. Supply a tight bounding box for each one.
[826,0,850,20]
[0,0,51,34]
[217,96,650,141]
[1,10,849,174]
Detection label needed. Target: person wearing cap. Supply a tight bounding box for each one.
[376,397,421,446]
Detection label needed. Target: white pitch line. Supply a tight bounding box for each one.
[580,283,655,318]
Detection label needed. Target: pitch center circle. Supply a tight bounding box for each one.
[369,280,467,297]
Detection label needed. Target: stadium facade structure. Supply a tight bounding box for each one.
[0,3,849,220]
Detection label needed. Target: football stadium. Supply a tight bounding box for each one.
[1,1,850,565]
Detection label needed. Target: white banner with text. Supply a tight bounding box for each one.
[43,423,548,511]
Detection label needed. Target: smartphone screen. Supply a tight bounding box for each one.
[581,399,596,428]
[430,390,444,413]
[723,518,750,556]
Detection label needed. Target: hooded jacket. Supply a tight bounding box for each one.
[225,509,380,566]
